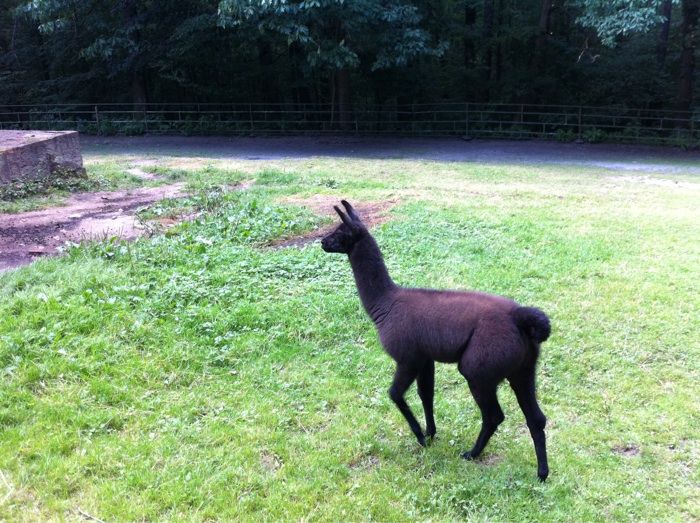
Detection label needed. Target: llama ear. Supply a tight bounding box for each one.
[341,200,361,222]
[334,205,353,227]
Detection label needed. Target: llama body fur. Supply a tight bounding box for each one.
[322,200,551,481]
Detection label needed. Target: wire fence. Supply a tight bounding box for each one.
[0,102,698,145]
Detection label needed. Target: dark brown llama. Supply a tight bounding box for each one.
[321,200,551,481]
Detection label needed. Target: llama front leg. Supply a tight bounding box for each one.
[417,359,436,439]
[388,363,425,446]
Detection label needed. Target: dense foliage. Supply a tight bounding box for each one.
[0,1,697,111]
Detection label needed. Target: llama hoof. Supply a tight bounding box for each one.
[461,450,477,460]
[416,434,427,447]
[538,468,549,482]
[426,426,437,439]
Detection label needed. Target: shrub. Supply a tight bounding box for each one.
[582,128,606,143]
[554,129,577,142]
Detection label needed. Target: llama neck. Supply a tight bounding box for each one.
[348,233,396,318]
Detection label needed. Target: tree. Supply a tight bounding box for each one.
[575,0,697,119]
[217,0,446,126]
[481,0,495,96]
[576,0,668,47]
[18,0,229,106]
[656,0,673,69]
[1,0,696,113]
[535,0,554,67]
[678,0,699,117]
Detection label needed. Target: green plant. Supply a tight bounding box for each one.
[582,127,607,143]
[255,169,298,186]
[554,129,577,142]
[0,170,95,201]
[121,121,146,136]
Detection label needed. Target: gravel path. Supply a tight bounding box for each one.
[81,136,700,173]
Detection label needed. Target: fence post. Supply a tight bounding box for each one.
[465,102,469,137]
[578,106,582,139]
[94,105,100,135]
[691,112,695,140]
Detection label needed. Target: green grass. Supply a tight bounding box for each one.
[1,157,699,521]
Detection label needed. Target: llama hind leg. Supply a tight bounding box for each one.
[509,369,549,481]
[461,382,504,459]
[458,326,519,460]
[389,363,426,446]
[417,360,436,439]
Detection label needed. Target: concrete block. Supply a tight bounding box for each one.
[0,130,85,184]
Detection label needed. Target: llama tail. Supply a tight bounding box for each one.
[511,306,551,343]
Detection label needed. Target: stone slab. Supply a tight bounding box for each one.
[0,130,85,183]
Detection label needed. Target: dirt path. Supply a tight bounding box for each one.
[273,195,397,248]
[0,183,186,271]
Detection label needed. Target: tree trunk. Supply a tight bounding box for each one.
[464,6,476,66]
[329,74,335,126]
[535,0,553,68]
[336,68,352,131]
[132,72,147,115]
[491,42,501,83]
[678,0,699,123]
[482,0,495,99]
[491,0,503,85]
[656,0,673,70]
[121,0,147,111]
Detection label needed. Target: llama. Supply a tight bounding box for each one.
[321,200,551,481]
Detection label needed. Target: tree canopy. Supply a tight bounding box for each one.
[0,0,697,113]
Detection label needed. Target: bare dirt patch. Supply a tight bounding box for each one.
[260,451,283,473]
[0,183,186,271]
[125,158,164,180]
[126,167,162,181]
[273,195,399,248]
[348,454,380,471]
[612,444,641,457]
[475,453,504,466]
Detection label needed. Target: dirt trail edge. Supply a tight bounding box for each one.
[273,195,398,248]
[0,183,186,271]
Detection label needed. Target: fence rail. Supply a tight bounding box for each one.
[0,102,697,145]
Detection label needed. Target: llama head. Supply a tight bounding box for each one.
[321,200,366,254]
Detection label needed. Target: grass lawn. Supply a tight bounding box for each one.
[1,154,699,521]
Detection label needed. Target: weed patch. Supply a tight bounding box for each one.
[0,171,95,201]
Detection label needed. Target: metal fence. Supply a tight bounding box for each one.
[0,102,698,145]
